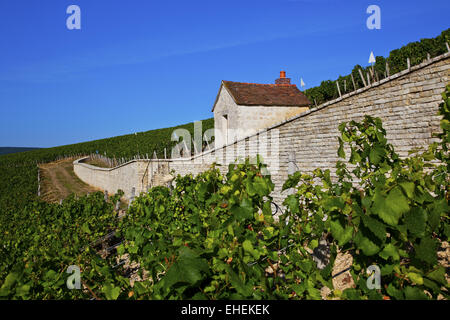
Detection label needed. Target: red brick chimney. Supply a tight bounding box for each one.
[275,70,291,85]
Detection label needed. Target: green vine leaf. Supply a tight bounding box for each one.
[379,243,400,261]
[426,267,447,286]
[386,283,403,300]
[330,220,353,246]
[361,215,387,241]
[355,230,380,256]
[399,182,415,199]
[372,187,409,226]
[404,207,427,238]
[415,237,438,265]
[404,286,428,300]
[102,283,121,300]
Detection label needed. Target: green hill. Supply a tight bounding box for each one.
[0,147,40,156]
[1,28,449,212]
[305,28,450,105]
[1,28,449,301]
[0,118,214,211]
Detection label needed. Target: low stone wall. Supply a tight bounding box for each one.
[73,158,149,199]
[73,157,209,199]
[74,52,450,206]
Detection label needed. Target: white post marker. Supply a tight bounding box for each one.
[369,51,376,80]
[369,51,376,64]
[300,78,305,90]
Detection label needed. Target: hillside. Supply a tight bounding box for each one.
[1,29,449,212]
[304,28,450,105]
[0,147,40,155]
[0,118,214,211]
[1,88,448,300]
[1,28,449,212]
[0,28,449,301]
[38,158,100,203]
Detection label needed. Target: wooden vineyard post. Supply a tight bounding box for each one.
[351,73,357,91]
[37,166,41,197]
[336,81,342,98]
[358,68,367,87]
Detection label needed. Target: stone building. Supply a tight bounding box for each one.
[212,71,311,148]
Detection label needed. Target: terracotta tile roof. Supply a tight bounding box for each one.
[222,80,311,107]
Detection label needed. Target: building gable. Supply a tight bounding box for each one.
[211,82,238,112]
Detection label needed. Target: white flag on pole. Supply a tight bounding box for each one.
[300,78,305,88]
[369,51,376,64]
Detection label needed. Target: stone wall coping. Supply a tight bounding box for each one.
[73,156,201,172]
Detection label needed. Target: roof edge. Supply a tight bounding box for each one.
[211,81,239,112]
[221,80,310,107]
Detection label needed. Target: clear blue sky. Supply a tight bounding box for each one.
[0,0,449,148]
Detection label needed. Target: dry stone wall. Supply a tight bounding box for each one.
[73,158,148,199]
[74,157,211,199]
[74,52,450,206]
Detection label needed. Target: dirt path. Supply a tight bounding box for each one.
[39,158,100,203]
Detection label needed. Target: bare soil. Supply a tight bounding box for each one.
[39,158,100,203]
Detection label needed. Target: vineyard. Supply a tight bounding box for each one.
[1,29,449,300]
[0,85,448,300]
[0,118,213,212]
[304,29,450,106]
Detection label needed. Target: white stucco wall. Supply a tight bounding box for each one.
[213,86,238,148]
